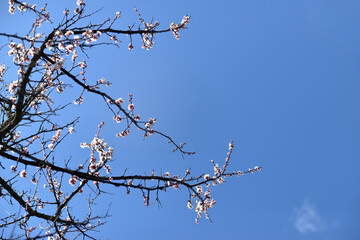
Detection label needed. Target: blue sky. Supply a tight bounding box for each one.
[1,0,360,239]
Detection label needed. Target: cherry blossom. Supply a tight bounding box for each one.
[76,0,85,6]
[128,103,134,111]
[20,170,27,178]
[128,43,134,51]
[10,165,17,173]
[113,115,122,123]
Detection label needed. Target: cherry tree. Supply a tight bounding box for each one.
[0,1,261,239]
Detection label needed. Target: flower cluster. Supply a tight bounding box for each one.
[48,130,61,150]
[8,42,29,65]
[8,1,35,14]
[96,77,111,88]
[115,130,129,138]
[133,8,160,50]
[183,141,261,223]
[80,135,114,177]
[115,98,123,105]
[145,118,156,130]
[8,80,19,94]
[0,63,5,81]
[170,15,190,40]
[8,0,15,14]
[82,29,101,44]
[69,175,77,186]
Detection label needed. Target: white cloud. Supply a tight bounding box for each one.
[293,199,326,234]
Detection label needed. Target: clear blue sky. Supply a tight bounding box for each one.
[1,0,359,239]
